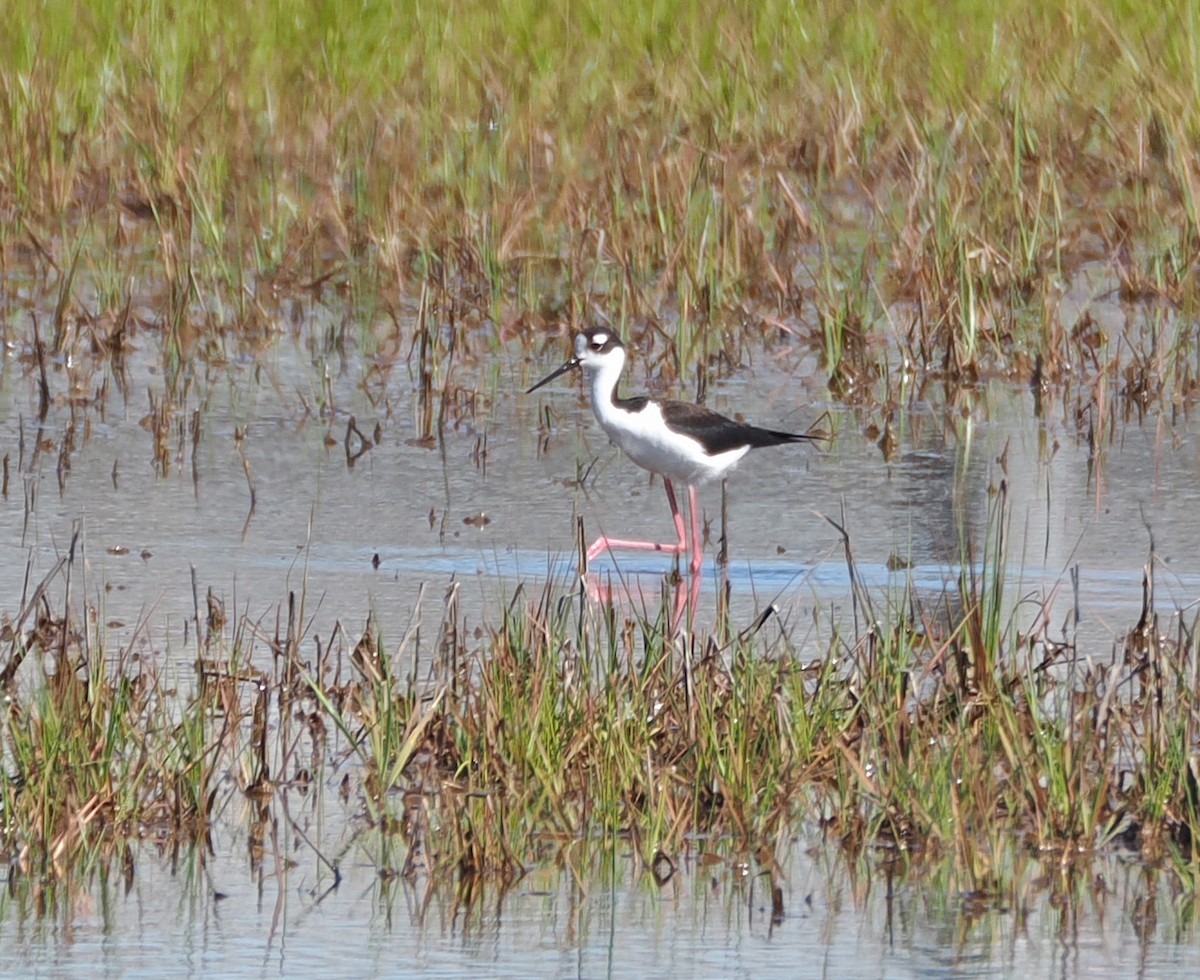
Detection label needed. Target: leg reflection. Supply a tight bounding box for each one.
[668,568,703,636]
[584,565,702,639]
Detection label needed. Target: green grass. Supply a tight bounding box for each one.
[4,1,1200,409]
[5,506,1200,899]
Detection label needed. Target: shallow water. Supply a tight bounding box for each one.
[4,834,1200,978]
[2,315,1192,659]
[3,269,1200,973]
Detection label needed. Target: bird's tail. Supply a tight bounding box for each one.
[753,412,833,448]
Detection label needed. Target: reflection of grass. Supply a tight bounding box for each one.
[4,506,1200,905]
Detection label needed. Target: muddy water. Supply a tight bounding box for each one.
[3,272,1200,972]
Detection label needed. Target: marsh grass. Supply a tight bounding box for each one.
[4,1,1200,437]
[3,499,1200,914]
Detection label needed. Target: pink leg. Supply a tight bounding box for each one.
[586,479,689,566]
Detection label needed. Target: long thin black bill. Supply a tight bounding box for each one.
[525,357,580,394]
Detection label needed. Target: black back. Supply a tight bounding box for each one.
[657,399,812,454]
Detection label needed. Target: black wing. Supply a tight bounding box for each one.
[658,399,813,455]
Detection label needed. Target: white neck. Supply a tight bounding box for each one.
[585,347,627,426]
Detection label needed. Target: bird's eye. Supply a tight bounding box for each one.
[590,331,609,349]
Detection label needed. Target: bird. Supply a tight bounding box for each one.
[527,325,819,574]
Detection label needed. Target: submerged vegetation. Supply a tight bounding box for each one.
[2,0,1200,943]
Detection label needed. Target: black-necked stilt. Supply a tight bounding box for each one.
[527,326,819,574]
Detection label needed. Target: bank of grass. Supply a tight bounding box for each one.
[3,1,1200,414]
[3,493,1200,904]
